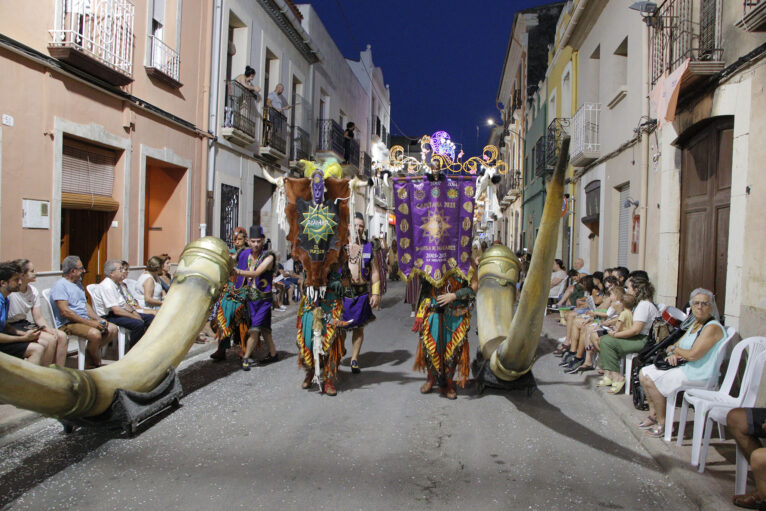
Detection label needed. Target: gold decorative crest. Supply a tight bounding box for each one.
[434,269,442,280]
[448,257,457,268]
[461,252,469,262]
[400,238,410,249]
[420,211,451,243]
[398,203,409,215]
[415,258,423,267]
[397,187,408,200]
[400,219,409,233]
[447,188,458,199]
[424,264,433,275]
[401,253,412,264]
[463,202,473,213]
[462,217,471,230]
[465,185,474,197]
[389,140,507,176]
[461,235,470,247]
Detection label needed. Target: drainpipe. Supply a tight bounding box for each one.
[559,0,589,49]
[639,19,650,270]
[205,0,224,237]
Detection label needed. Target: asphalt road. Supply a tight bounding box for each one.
[0,281,694,510]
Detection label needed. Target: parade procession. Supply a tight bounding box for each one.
[4,0,766,508]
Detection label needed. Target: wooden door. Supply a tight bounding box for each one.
[677,118,732,312]
[61,209,111,289]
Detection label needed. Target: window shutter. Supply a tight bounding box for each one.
[62,140,116,197]
[153,0,166,25]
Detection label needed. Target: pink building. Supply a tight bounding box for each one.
[0,0,212,289]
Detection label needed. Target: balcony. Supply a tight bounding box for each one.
[290,126,311,162]
[570,103,600,167]
[145,35,181,88]
[316,119,360,174]
[534,136,547,178]
[222,80,260,146]
[48,0,135,86]
[361,152,372,178]
[737,1,766,31]
[498,170,521,207]
[260,107,288,159]
[650,0,725,90]
[546,118,570,169]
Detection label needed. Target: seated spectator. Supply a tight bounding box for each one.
[572,288,630,373]
[549,259,567,302]
[613,266,629,286]
[119,261,156,315]
[97,260,154,347]
[272,261,288,312]
[50,256,117,368]
[158,253,173,293]
[573,257,589,275]
[0,261,50,365]
[136,256,164,310]
[728,407,766,509]
[637,288,726,438]
[598,276,659,395]
[7,259,68,366]
[281,253,302,303]
[553,269,585,308]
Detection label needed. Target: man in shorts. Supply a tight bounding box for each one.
[50,255,117,368]
[728,407,766,509]
[0,261,48,365]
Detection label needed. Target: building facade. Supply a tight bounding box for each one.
[0,0,212,289]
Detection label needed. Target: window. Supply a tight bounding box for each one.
[151,0,165,41]
[589,45,601,103]
[618,183,630,266]
[613,37,628,91]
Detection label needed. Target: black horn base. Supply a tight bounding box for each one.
[60,368,183,436]
[472,352,537,396]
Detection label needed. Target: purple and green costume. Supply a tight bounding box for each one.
[243,249,275,333]
[341,241,376,329]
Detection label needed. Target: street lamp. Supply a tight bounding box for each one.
[628,1,660,27]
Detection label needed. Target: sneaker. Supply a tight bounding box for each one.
[410,311,416,318]
[565,358,584,373]
[259,353,279,365]
[558,353,575,366]
[277,306,287,312]
[241,358,253,371]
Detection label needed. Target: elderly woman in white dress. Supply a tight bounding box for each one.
[638,288,727,438]
[136,256,164,310]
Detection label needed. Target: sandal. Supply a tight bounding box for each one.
[552,345,570,357]
[596,377,613,387]
[575,364,595,373]
[638,416,658,429]
[645,424,665,438]
[733,491,766,509]
[608,380,626,394]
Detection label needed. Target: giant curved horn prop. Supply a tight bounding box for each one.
[0,237,232,418]
[261,167,282,186]
[481,137,570,383]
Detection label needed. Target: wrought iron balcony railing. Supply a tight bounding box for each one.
[650,0,724,86]
[534,136,547,178]
[49,0,135,84]
[263,107,287,155]
[147,35,180,85]
[291,126,311,161]
[739,0,766,31]
[570,103,600,167]
[223,79,260,139]
[546,118,570,168]
[362,152,372,178]
[316,119,346,158]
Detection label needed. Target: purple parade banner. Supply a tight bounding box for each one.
[393,175,477,286]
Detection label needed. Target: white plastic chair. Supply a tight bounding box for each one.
[695,347,766,481]
[86,284,128,360]
[42,288,87,370]
[677,336,766,466]
[663,325,737,442]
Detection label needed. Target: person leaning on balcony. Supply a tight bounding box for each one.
[343,122,355,164]
[267,84,291,113]
[234,65,261,101]
[50,256,117,369]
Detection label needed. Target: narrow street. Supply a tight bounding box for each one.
[0,281,693,510]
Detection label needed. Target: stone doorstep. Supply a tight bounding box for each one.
[541,315,738,511]
[0,302,301,437]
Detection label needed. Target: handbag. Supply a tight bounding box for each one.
[653,351,687,370]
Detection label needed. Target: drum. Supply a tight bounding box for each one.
[662,306,686,329]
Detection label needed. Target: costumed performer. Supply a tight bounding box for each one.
[342,213,380,373]
[413,270,478,399]
[296,264,347,395]
[233,225,279,371]
[210,227,250,360]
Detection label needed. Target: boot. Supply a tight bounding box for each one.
[323,379,337,396]
[301,369,314,389]
[440,377,457,400]
[420,372,435,394]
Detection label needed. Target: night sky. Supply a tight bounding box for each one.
[309,0,555,157]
